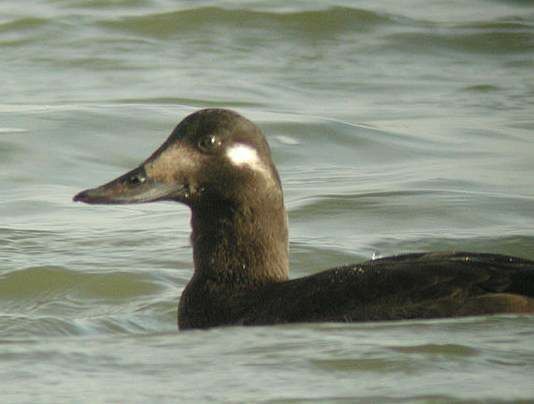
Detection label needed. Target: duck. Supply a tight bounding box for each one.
[74,108,534,330]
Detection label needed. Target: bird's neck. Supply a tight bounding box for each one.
[190,193,289,287]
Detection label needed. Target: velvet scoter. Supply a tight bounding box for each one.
[74,109,534,329]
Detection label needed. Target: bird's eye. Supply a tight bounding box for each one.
[198,134,221,153]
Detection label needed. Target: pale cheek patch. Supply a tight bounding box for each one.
[226,144,270,177]
[146,144,199,182]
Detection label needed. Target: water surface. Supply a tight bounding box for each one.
[1,1,534,402]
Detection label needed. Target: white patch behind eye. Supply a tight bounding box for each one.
[226,144,270,177]
[227,144,259,166]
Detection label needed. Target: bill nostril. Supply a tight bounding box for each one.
[128,174,146,185]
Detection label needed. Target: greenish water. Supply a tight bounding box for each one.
[1,1,534,402]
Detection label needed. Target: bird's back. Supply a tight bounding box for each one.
[241,252,534,326]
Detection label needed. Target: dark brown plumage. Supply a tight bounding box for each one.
[74,108,534,330]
